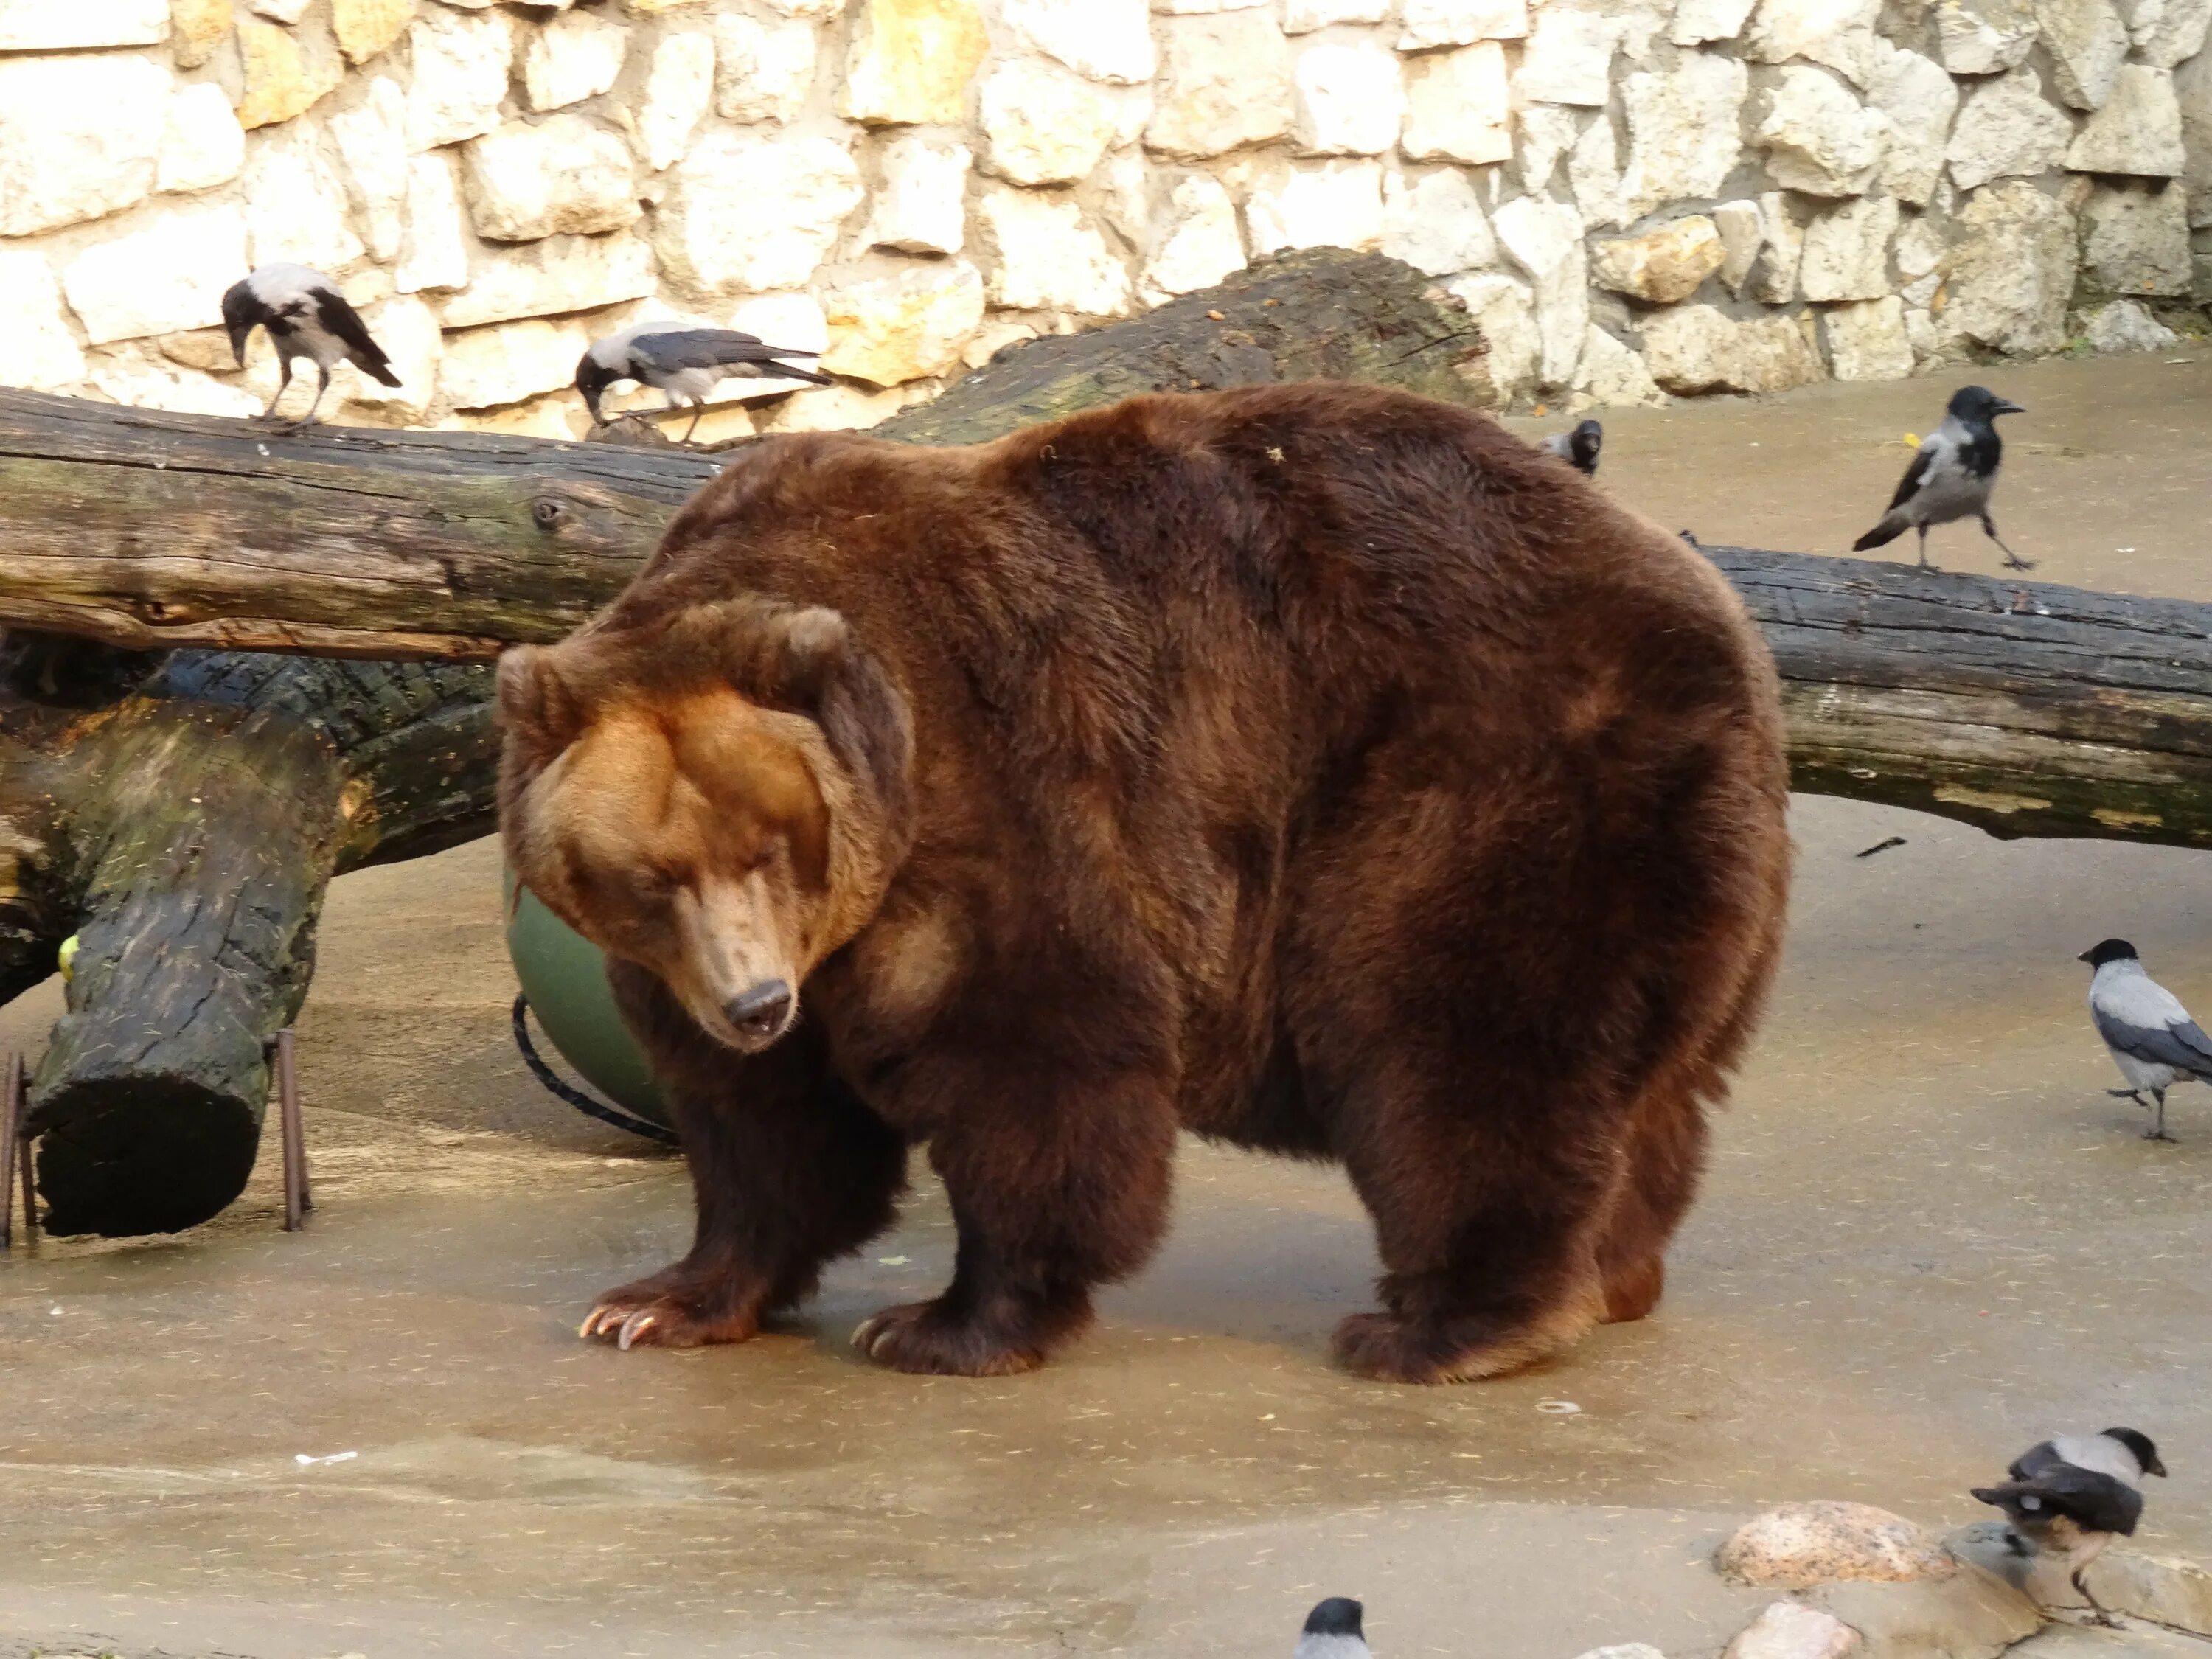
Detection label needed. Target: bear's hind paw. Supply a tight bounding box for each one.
[579,1281,761,1350]
[1331,1307,1584,1385]
[851,1301,1053,1377]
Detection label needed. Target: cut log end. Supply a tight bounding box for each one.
[33,1074,262,1237]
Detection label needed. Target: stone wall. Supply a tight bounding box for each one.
[0,0,2208,438]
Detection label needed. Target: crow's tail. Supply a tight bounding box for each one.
[1852,518,1904,551]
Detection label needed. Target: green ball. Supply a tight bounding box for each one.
[503,869,669,1127]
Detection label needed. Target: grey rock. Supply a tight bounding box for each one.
[1947,66,2073,192]
[2067,63,2186,175]
[1942,176,2078,352]
[2081,178,2195,293]
[2037,0,2130,107]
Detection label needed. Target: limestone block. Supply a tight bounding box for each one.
[1905,305,1942,360]
[0,249,88,392]
[332,0,411,63]
[394,152,470,293]
[1146,11,1295,158]
[1285,0,1390,27]
[1672,0,1758,44]
[443,393,594,439]
[762,383,914,432]
[525,9,628,111]
[243,124,366,272]
[2129,0,2212,64]
[1493,194,1588,386]
[1444,271,1540,399]
[820,260,984,384]
[0,0,164,49]
[170,0,230,67]
[1744,0,1883,86]
[1518,105,1583,192]
[2037,0,2129,107]
[2185,50,2212,227]
[1381,167,1496,276]
[406,7,515,150]
[1143,173,1248,293]
[1399,0,1528,49]
[838,0,987,125]
[87,344,264,417]
[1895,210,1944,277]
[978,187,1133,314]
[982,58,1126,184]
[159,82,248,195]
[1719,1506,1958,1588]
[1758,66,1888,196]
[440,316,593,409]
[1722,1601,1860,1659]
[623,32,712,173]
[1947,67,2071,191]
[1618,52,1747,219]
[1573,324,1666,406]
[1940,177,2077,352]
[341,293,439,416]
[1868,45,1958,204]
[248,0,312,28]
[1641,304,1825,391]
[235,16,342,128]
[1517,9,1614,105]
[655,133,861,294]
[2066,64,2185,175]
[1820,294,1913,378]
[328,77,407,260]
[1746,189,1804,300]
[1293,35,1406,155]
[1002,0,1156,83]
[1246,159,1385,255]
[1714,198,1761,288]
[2079,179,2193,292]
[464,114,636,241]
[1591,216,1724,304]
[440,229,656,324]
[712,13,817,122]
[1933,0,2037,69]
[864,136,970,254]
[1569,113,1624,228]
[1798,193,1897,299]
[1403,43,1512,164]
[63,201,246,344]
[2079,296,2180,348]
[728,291,831,361]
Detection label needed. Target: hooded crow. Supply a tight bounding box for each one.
[2079,938,2212,1141]
[220,263,399,428]
[1851,386,2028,571]
[1295,1597,1370,1659]
[1540,418,1603,477]
[575,323,832,442]
[1974,1428,2166,1625]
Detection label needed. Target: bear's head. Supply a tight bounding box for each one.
[498,597,914,1054]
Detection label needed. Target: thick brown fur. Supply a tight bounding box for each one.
[498,382,1792,1382]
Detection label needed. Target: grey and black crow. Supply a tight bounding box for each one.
[220,263,399,428]
[2080,938,2212,1141]
[1974,1429,2166,1625]
[1852,386,2029,571]
[575,323,832,442]
[1295,1598,1370,1659]
[1540,418,1602,477]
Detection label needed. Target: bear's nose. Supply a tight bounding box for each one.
[724,979,792,1040]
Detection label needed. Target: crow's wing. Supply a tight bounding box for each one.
[311,288,398,384]
[630,329,824,372]
[2094,1005,2212,1076]
[1883,438,1938,512]
[1974,1466,2143,1537]
[2008,1440,2062,1483]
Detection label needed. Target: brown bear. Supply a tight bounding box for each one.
[498,381,1791,1383]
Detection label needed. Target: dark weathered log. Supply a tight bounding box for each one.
[1,642,495,1235]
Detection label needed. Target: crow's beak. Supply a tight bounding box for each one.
[1994,399,2026,416]
[2077,948,2093,962]
[2147,1455,2170,1477]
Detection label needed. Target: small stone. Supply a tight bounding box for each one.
[439,315,594,409]
[1618,52,1747,219]
[2067,65,2186,175]
[1722,1601,1860,1659]
[2079,297,2180,349]
[0,0,164,48]
[464,114,637,240]
[864,136,970,254]
[1284,0,1389,27]
[62,200,247,344]
[1798,194,1897,299]
[1382,167,1496,276]
[330,77,407,259]
[243,122,365,271]
[2080,179,2193,293]
[1644,304,1820,392]
[820,260,984,385]
[978,186,1132,315]
[1948,67,2073,192]
[1573,325,1666,406]
[1868,45,1957,205]
[1757,66,1887,197]
[170,0,230,67]
[1001,0,1155,84]
[1444,270,1540,400]
[2037,0,2129,108]
[627,31,714,173]
[1744,0,1883,87]
[1493,193,1588,386]
[1672,0,1757,44]
[440,229,656,324]
[1143,173,1248,294]
[1146,11,1295,159]
[981,57,1124,184]
[1293,35,1406,156]
[406,7,515,150]
[395,152,469,293]
[1516,9,1613,105]
[712,13,816,122]
[0,248,88,392]
[1592,215,1725,302]
[962,319,1038,369]
[1402,43,1512,164]
[1822,293,1913,378]
[526,8,627,111]
[159,81,247,195]
[1745,189,1804,301]
[235,17,342,129]
[1934,0,2037,69]
[1246,159,1386,255]
[2130,0,2212,64]
[762,383,914,433]
[655,132,862,295]
[838,0,987,126]
[1944,178,2077,352]
[332,0,411,63]
[1398,0,1528,50]
[1719,1505,1958,1589]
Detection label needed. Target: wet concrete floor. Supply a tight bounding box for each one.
[4,353,2212,1658]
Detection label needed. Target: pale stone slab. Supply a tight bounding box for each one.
[1403,42,1512,164]
[525,9,627,111]
[1293,35,1406,156]
[1798,193,1899,299]
[63,200,247,344]
[0,0,165,49]
[982,57,1125,184]
[838,0,987,125]
[2066,64,2186,175]
[1245,159,1386,255]
[712,13,816,122]
[159,81,248,195]
[864,136,970,255]
[439,229,657,325]
[1143,173,1248,293]
[819,260,984,385]
[395,152,470,294]
[406,7,515,151]
[655,133,862,295]
[1619,52,1747,219]
[978,186,1133,314]
[0,53,170,237]
[465,114,638,241]
[1145,10,1295,158]
[243,123,366,272]
[0,248,88,392]
[1493,193,1588,386]
[1381,167,1496,276]
[1948,67,2072,192]
[1003,0,1156,83]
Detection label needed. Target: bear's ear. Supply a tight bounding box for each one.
[497,644,588,760]
[678,599,852,711]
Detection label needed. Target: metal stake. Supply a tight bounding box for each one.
[273,1029,310,1231]
[0,1054,18,1252]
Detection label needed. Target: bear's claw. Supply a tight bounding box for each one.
[850,1301,1048,1377]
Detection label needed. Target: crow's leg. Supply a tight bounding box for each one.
[681,399,705,445]
[2109,1087,2147,1104]
[2073,1567,2123,1627]
[262,355,294,421]
[1984,514,2034,571]
[1916,524,1935,571]
[2146,1087,2176,1142]
[289,364,331,430]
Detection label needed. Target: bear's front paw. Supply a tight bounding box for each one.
[579,1272,762,1352]
[1331,1310,1562,1384]
[851,1300,1051,1377]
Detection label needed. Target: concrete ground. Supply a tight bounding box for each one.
[5,352,2212,1659]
